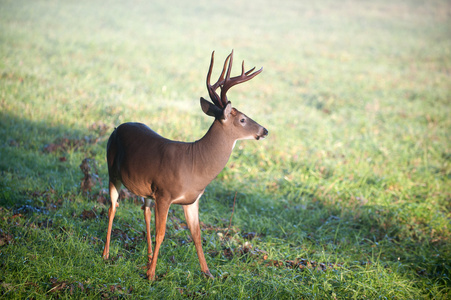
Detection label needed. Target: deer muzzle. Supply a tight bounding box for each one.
[256,127,269,140]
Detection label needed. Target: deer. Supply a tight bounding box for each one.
[102,50,268,280]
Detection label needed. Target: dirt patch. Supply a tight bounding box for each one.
[43,136,98,154]
[0,229,13,246]
[80,158,101,195]
[78,208,107,220]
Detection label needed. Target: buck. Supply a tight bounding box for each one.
[102,50,268,280]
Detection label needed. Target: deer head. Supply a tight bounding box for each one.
[200,50,268,140]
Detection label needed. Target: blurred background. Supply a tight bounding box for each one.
[2,0,449,200]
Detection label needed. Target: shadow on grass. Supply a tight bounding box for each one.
[0,111,109,207]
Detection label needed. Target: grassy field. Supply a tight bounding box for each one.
[1,0,450,298]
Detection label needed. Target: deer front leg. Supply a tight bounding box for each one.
[103,181,120,259]
[146,199,170,280]
[183,196,213,279]
[141,198,153,263]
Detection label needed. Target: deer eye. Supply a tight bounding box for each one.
[240,118,246,123]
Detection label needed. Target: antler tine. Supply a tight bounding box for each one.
[217,51,233,107]
[206,51,223,108]
[224,50,234,83]
[220,56,263,104]
[245,66,256,75]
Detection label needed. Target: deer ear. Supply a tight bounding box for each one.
[200,97,222,118]
[222,102,232,121]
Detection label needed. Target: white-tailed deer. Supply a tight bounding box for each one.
[102,50,268,280]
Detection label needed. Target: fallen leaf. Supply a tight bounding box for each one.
[80,209,97,220]
[0,229,13,246]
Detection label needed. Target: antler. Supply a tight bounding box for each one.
[206,50,263,108]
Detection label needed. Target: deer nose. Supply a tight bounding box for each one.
[257,128,268,140]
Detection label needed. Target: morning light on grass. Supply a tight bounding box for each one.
[1,0,450,299]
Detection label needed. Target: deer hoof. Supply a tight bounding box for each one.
[203,270,214,279]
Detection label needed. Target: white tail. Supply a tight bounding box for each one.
[102,50,268,280]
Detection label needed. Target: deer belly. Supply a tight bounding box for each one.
[171,190,204,205]
[121,178,154,199]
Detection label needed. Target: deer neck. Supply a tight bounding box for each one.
[191,119,236,182]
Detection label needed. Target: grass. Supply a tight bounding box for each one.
[1,0,450,298]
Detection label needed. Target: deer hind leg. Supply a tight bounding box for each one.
[102,180,120,259]
[141,198,153,263]
[183,195,213,278]
[146,199,170,280]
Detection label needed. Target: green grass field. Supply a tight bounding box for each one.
[1,0,450,298]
